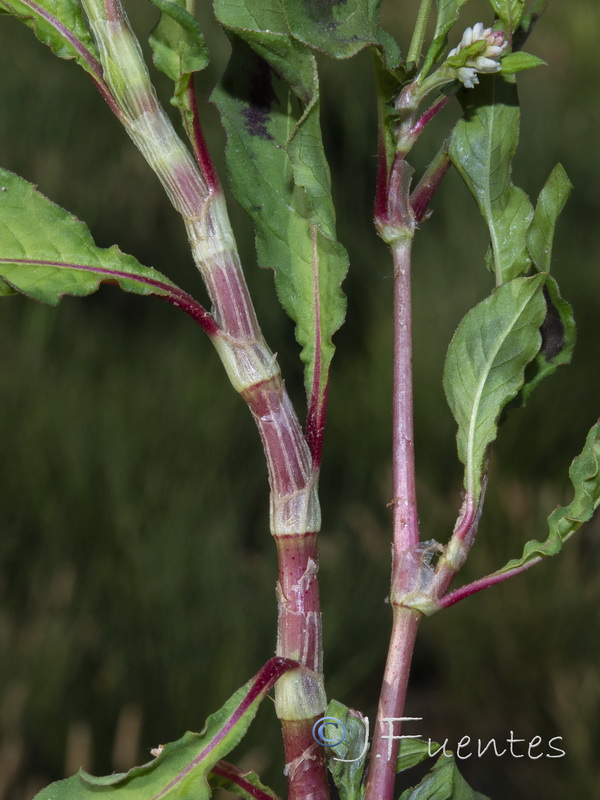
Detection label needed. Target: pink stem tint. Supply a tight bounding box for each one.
[364,608,421,800]
[0,257,218,335]
[439,559,541,610]
[185,77,221,194]
[410,144,451,223]
[390,235,420,556]
[410,94,452,140]
[15,0,124,120]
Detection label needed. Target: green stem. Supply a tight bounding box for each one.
[407,0,433,65]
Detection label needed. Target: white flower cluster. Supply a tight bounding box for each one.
[448,23,508,89]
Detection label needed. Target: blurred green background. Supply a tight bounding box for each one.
[0,1,599,798]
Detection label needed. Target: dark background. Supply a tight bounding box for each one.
[0,1,599,798]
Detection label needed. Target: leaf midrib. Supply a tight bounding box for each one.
[465,295,531,497]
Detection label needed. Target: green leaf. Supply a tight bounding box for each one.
[209,760,282,800]
[282,0,400,65]
[148,0,210,136]
[443,275,546,503]
[422,0,471,77]
[322,699,369,800]
[0,276,15,296]
[499,51,546,74]
[33,658,295,799]
[149,0,208,82]
[527,163,572,273]
[449,76,533,283]
[517,276,575,404]
[0,167,211,326]
[398,753,490,800]
[211,0,349,455]
[495,421,600,574]
[396,738,440,774]
[0,0,101,78]
[488,0,525,32]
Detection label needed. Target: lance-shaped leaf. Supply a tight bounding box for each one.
[209,761,282,800]
[212,0,349,462]
[0,167,215,332]
[0,0,106,85]
[499,51,545,75]
[398,752,490,800]
[449,76,533,283]
[494,421,600,575]
[421,0,471,77]
[33,658,296,799]
[147,0,212,166]
[282,0,400,64]
[443,275,546,504]
[527,163,572,274]
[488,0,525,32]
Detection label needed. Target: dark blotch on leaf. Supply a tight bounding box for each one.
[242,106,273,140]
[241,57,277,140]
[303,0,346,25]
[540,287,565,360]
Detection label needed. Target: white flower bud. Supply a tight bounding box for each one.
[447,23,508,88]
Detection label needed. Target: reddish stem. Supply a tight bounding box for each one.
[391,235,419,556]
[16,0,123,120]
[241,376,315,506]
[185,77,221,193]
[0,256,219,336]
[367,155,421,800]
[306,382,328,470]
[211,761,283,800]
[274,534,321,671]
[280,719,328,800]
[306,224,327,468]
[410,145,451,223]
[364,608,421,800]
[409,94,452,140]
[275,534,329,800]
[439,558,541,610]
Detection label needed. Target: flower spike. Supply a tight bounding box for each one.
[447,23,508,89]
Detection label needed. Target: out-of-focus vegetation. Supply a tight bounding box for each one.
[0,1,598,798]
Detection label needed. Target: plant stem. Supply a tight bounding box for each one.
[368,155,422,800]
[410,141,451,223]
[364,607,421,800]
[410,94,452,141]
[407,0,433,65]
[391,234,420,554]
[80,3,330,796]
[242,379,328,799]
[439,558,541,609]
[184,75,221,193]
[275,534,328,800]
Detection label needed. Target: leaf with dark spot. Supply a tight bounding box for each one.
[517,276,575,405]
